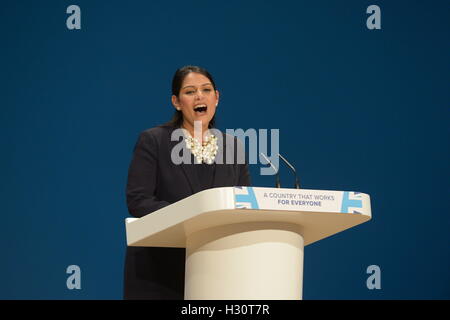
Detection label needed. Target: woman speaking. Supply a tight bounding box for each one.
[124,65,251,299]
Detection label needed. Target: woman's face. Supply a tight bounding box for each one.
[172,72,219,131]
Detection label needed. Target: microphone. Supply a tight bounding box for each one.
[260,152,281,188]
[278,153,300,189]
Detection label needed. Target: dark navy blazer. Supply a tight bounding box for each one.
[124,124,251,299]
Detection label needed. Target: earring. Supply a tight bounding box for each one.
[177,108,181,111]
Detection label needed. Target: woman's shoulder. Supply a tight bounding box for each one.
[140,124,175,139]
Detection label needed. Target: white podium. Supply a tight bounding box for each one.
[125,187,371,300]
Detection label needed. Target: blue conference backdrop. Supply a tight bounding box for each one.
[1,0,448,299]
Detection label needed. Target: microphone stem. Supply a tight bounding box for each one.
[278,153,301,189]
[276,173,281,188]
[260,152,281,188]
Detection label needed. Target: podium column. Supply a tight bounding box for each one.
[184,222,304,300]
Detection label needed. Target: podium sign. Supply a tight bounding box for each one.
[125,187,371,299]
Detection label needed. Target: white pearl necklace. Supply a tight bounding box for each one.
[184,133,219,164]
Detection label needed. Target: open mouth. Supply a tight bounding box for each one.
[194,104,207,114]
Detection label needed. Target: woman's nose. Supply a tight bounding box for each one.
[195,90,203,99]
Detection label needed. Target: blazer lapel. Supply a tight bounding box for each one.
[212,164,227,188]
[180,162,202,194]
[167,126,202,194]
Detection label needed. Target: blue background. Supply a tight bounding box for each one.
[1,0,448,299]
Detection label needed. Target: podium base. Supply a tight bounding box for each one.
[184,222,304,300]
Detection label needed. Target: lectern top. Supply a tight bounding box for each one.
[125,187,371,247]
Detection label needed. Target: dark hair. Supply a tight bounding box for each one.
[167,65,217,128]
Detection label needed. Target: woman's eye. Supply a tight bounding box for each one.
[186,91,194,94]
[203,88,212,92]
